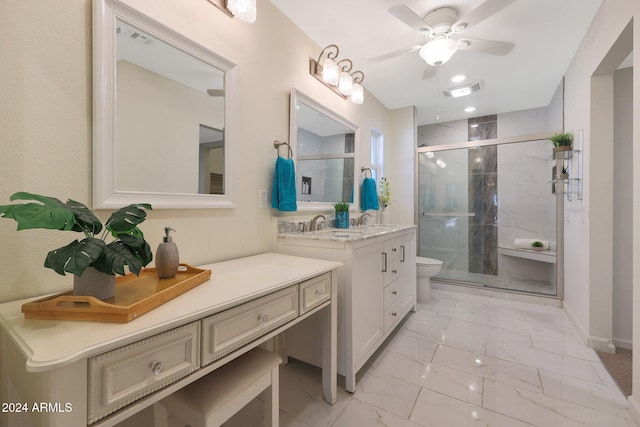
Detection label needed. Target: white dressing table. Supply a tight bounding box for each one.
[0,253,340,427]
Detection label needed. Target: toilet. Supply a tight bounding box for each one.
[416,256,443,302]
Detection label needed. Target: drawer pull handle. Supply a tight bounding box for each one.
[391,312,397,317]
[257,313,270,324]
[149,360,164,376]
[392,269,397,274]
[392,291,397,295]
[315,289,326,296]
[392,248,397,252]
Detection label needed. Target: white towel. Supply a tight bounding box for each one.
[514,239,550,250]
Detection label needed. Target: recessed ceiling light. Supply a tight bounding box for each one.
[451,74,466,83]
[465,107,476,113]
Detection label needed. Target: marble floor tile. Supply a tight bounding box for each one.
[352,369,421,418]
[376,350,484,406]
[483,379,635,427]
[446,318,533,347]
[386,330,439,362]
[410,388,534,427]
[399,321,487,354]
[432,344,542,392]
[332,398,422,427]
[538,369,630,418]
[485,338,603,383]
[530,331,601,362]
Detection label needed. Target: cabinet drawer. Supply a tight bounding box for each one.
[384,293,413,333]
[88,321,200,424]
[202,286,298,365]
[383,256,401,286]
[384,279,401,310]
[383,237,404,262]
[299,273,331,314]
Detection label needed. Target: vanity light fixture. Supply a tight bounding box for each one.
[226,0,256,23]
[310,44,365,104]
[208,0,256,23]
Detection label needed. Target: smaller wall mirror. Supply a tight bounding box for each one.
[290,89,358,211]
[94,0,237,209]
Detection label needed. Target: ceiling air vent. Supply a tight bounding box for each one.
[442,81,483,98]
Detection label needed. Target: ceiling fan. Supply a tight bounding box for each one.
[380,0,516,79]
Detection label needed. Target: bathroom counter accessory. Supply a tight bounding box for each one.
[21,264,211,323]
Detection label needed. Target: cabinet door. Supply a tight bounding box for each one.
[351,242,384,367]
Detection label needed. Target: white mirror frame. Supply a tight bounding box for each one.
[290,88,359,212]
[93,0,238,209]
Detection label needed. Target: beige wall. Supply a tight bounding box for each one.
[560,0,639,420]
[0,0,396,302]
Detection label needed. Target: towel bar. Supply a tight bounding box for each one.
[274,140,292,159]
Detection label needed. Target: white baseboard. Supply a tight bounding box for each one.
[627,395,640,426]
[613,338,633,350]
[562,300,616,352]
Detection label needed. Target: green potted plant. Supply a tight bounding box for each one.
[333,202,350,229]
[559,165,569,179]
[549,131,573,154]
[531,241,545,252]
[0,192,153,300]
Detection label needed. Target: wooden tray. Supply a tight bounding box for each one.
[22,264,211,323]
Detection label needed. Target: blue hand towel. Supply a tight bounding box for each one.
[271,156,297,211]
[361,177,379,211]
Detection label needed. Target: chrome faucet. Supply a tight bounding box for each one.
[357,213,372,226]
[310,214,326,231]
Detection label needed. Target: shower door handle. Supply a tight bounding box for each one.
[382,252,387,272]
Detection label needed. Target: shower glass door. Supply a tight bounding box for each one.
[417,138,558,296]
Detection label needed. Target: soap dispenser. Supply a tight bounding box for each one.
[156,227,179,278]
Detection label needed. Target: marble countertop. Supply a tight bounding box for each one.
[278,224,416,242]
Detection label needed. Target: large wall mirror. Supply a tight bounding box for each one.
[93,0,237,209]
[290,89,358,211]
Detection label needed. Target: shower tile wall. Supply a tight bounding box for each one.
[468,116,498,275]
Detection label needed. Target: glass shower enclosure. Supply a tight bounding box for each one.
[417,136,560,297]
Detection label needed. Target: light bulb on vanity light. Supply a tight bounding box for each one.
[350,83,364,104]
[322,58,339,86]
[338,71,354,96]
[226,0,257,23]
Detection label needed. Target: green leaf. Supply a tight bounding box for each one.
[118,234,153,266]
[64,199,103,235]
[44,238,106,276]
[106,204,152,233]
[0,192,76,231]
[95,240,143,276]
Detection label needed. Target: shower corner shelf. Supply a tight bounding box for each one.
[552,141,582,201]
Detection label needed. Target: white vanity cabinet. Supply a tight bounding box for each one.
[276,225,416,392]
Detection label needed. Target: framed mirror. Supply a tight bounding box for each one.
[290,89,358,211]
[93,0,237,209]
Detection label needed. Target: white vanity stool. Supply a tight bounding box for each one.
[155,347,282,427]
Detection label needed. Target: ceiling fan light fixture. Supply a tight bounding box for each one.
[419,36,458,66]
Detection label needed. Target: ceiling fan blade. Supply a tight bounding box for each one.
[456,38,515,56]
[389,5,433,34]
[369,44,422,63]
[452,0,516,31]
[422,66,437,80]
